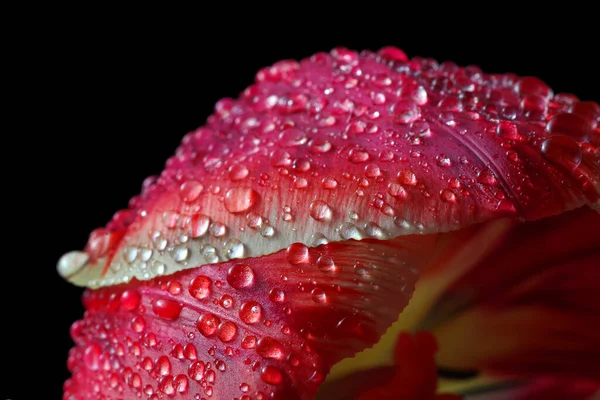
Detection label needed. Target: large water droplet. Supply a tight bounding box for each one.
[223,238,245,259]
[239,301,263,324]
[152,298,183,320]
[224,188,259,213]
[228,164,249,181]
[317,255,336,274]
[179,180,204,203]
[189,276,211,300]
[541,134,583,171]
[190,214,210,238]
[197,313,220,337]
[227,264,255,289]
[286,243,309,264]
[256,337,286,360]
[217,321,238,342]
[261,366,283,385]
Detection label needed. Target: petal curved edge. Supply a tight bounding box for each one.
[57,47,600,289]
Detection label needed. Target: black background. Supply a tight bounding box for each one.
[7,11,599,399]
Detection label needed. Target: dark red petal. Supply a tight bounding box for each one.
[65,236,437,399]
[422,207,600,381]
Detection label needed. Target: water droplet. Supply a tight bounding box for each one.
[57,251,88,278]
[152,298,183,320]
[349,147,370,163]
[227,264,255,289]
[364,164,381,178]
[309,200,332,221]
[261,366,283,385]
[310,232,329,246]
[388,183,408,198]
[223,238,245,259]
[338,222,362,240]
[175,374,189,394]
[246,213,263,229]
[280,128,307,147]
[308,138,333,153]
[239,301,263,324]
[260,225,275,237]
[242,335,257,349]
[123,246,138,264]
[189,276,211,300]
[397,168,417,186]
[172,245,190,263]
[316,255,336,274]
[197,313,220,337]
[162,211,180,229]
[257,337,286,360]
[209,222,227,238]
[321,177,338,189]
[477,169,498,185]
[365,222,385,238]
[437,154,452,168]
[180,180,204,203]
[151,231,168,251]
[224,187,259,213]
[409,120,431,137]
[541,134,583,171]
[546,113,593,140]
[83,344,101,371]
[217,321,238,342]
[167,280,182,295]
[392,99,420,124]
[190,214,210,238]
[150,260,166,275]
[269,288,286,303]
[228,164,249,181]
[311,288,327,303]
[201,244,220,264]
[496,121,521,140]
[188,361,205,381]
[120,289,141,311]
[138,247,152,261]
[440,188,457,203]
[156,356,172,376]
[285,243,309,265]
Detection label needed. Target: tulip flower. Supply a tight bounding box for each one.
[58,47,600,399]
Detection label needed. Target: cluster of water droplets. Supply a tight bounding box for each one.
[60,45,599,289]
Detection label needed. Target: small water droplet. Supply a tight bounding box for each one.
[321,177,338,189]
[310,232,329,246]
[477,169,498,185]
[188,361,205,381]
[162,211,180,229]
[150,260,166,275]
[349,147,370,163]
[260,225,275,237]
[173,245,190,263]
[496,121,521,140]
[364,164,381,178]
[308,138,333,153]
[152,231,168,251]
[246,212,263,229]
[440,188,457,203]
[392,99,420,124]
[242,335,257,349]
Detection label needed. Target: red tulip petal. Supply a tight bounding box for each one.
[422,207,600,381]
[64,236,437,399]
[58,48,599,289]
